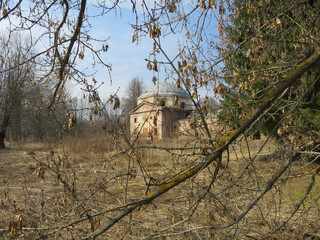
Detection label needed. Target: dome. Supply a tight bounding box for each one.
[138,82,190,99]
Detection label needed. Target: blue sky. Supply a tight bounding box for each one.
[0,1,220,100]
[83,5,155,98]
[80,2,188,99]
[76,1,221,101]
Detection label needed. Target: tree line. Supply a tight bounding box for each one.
[0,32,145,149]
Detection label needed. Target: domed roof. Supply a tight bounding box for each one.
[138,82,190,99]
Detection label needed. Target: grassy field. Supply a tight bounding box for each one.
[0,137,319,239]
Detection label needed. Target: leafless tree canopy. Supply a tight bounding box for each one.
[121,77,145,130]
[0,34,34,148]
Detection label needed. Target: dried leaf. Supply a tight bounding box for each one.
[147,61,153,70]
[67,112,77,129]
[192,91,198,99]
[79,51,84,59]
[102,44,109,52]
[33,165,45,182]
[210,0,216,9]
[132,33,137,43]
[93,106,99,115]
[152,76,157,85]
[168,3,177,13]
[153,59,158,72]
[113,96,120,110]
[2,8,8,18]
[8,215,22,237]
[186,30,190,39]
[200,0,206,9]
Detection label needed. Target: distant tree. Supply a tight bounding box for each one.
[22,83,70,142]
[200,96,221,115]
[121,77,144,131]
[123,77,145,111]
[0,34,34,149]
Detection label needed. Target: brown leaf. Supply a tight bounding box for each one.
[8,215,22,237]
[153,59,158,72]
[147,61,153,71]
[113,96,120,110]
[168,3,177,13]
[79,51,84,59]
[102,44,109,52]
[186,30,190,39]
[33,165,45,182]
[152,76,157,85]
[67,112,77,129]
[132,33,137,43]
[93,106,99,115]
[200,0,206,9]
[192,91,198,99]
[2,8,8,18]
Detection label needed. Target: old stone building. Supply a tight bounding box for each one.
[130,82,193,139]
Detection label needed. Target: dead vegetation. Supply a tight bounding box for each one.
[0,137,319,239]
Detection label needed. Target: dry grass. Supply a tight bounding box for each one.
[0,137,320,239]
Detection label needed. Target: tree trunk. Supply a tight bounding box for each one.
[0,131,5,149]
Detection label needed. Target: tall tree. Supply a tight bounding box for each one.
[0,34,34,148]
[0,0,112,107]
[123,77,144,112]
[219,0,320,145]
[121,77,144,131]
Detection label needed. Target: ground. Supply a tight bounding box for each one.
[0,138,320,239]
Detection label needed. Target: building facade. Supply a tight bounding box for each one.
[130,82,193,139]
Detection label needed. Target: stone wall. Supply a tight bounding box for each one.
[130,106,191,139]
[130,111,157,139]
[175,116,219,138]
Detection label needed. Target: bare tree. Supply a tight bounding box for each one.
[121,77,145,130]
[0,0,113,107]
[125,77,145,105]
[21,83,71,142]
[0,34,33,148]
